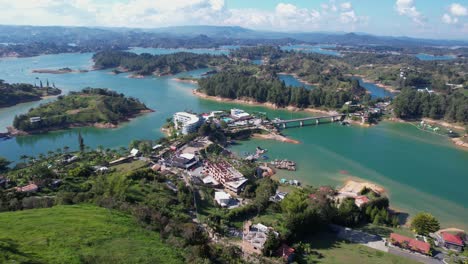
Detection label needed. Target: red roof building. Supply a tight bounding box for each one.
[438,232,464,252]
[354,195,370,208]
[389,233,431,255]
[276,244,295,263]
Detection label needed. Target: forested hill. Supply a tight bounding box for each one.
[13,88,150,133]
[392,89,468,124]
[92,51,229,76]
[198,71,364,109]
[0,80,61,108]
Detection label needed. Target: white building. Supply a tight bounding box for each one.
[215,191,232,207]
[173,112,203,135]
[230,109,250,120]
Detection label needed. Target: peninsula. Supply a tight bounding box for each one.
[0,80,61,108]
[11,88,151,134]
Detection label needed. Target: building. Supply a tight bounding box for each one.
[15,183,39,193]
[435,232,464,252]
[389,233,431,255]
[230,108,250,120]
[355,195,370,208]
[173,112,203,135]
[202,161,248,193]
[130,148,140,157]
[167,153,198,170]
[29,117,41,123]
[214,191,232,207]
[270,191,288,203]
[242,222,277,255]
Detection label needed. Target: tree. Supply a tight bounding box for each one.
[410,212,440,236]
[262,232,280,257]
[78,132,85,152]
[0,157,11,173]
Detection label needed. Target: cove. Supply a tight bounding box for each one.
[0,52,467,230]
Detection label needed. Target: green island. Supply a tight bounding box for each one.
[0,80,61,108]
[1,107,466,263]
[92,51,229,76]
[11,88,151,134]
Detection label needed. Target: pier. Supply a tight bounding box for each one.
[272,114,345,128]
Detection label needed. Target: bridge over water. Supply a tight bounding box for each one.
[272,114,345,128]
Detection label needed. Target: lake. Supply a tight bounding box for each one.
[0,51,467,230]
[281,44,341,56]
[416,53,456,61]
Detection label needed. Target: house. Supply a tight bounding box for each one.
[167,153,198,169]
[435,232,464,252]
[130,148,140,157]
[354,195,370,208]
[214,191,232,207]
[242,222,277,255]
[230,108,250,120]
[389,233,431,255]
[29,117,41,123]
[275,244,295,263]
[270,191,288,203]
[15,183,39,193]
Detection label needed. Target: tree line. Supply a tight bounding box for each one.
[0,80,61,108]
[198,71,363,109]
[393,88,468,123]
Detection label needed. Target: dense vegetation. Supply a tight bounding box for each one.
[0,80,61,108]
[198,70,363,109]
[13,88,149,132]
[0,205,184,264]
[93,51,229,76]
[392,89,468,123]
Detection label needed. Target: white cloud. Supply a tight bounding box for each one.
[340,10,358,23]
[442,14,458,24]
[449,3,467,17]
[395,0,425,25]
[340,2,352,10]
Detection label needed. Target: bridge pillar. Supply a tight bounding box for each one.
[300,121,303,127]
[316,119,320,125]
[282,123,286,129]
[331,117,335,122]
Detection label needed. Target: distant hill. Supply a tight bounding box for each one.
[0,24,467,48]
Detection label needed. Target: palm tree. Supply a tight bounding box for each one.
[20,155,29,164]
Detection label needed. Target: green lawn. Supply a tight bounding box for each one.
[0,205,184,264]
[112,159,148,173]
[356,224,415,238]
[301,232,419,264]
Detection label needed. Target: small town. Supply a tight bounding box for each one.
[2,107,465,264]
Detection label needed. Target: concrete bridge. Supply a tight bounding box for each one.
[273,114,345,128]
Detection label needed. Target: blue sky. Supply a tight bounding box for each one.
[0,0,467,39]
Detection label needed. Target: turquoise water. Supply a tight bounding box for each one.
[279,74,314,90]
[416,53,456,61]
[352,77,395,99]
[0,52,467,229]
[281,44,341,56]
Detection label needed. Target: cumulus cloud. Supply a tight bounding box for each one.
[395,0,425,25]
[449,3,467,16]
[340,2,352,10]
[442,13,458,24]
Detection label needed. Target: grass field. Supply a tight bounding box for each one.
[301,232,419,264]
[0,205,184,264]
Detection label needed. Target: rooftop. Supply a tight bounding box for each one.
[441,232,464,246]
[390,233,431,254]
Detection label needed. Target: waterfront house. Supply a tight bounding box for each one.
[389,233,431,255]
[269,191,288,203]
[202,161,248,194]
[230,108,250,120]
[173,112,203,135]
[435,232,464,252]
[29,117,41,123]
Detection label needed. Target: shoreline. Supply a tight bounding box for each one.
[192,89,339,116]
[350,74,400,93]
[251,133,300,144]
[277,72,317,86]
[172,78,198,84]
[387,117,468,150]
